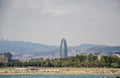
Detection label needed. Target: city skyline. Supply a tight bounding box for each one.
[0,0,120,46]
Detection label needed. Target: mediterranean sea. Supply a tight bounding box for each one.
[0,74,120,78]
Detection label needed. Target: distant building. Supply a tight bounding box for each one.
[93,53,103,61]
[112,54,120,58]
[94,53,101,56]
[0,55,8,63]
[31,58,44,62]
[115,52,120,55]
[31,59,38,62]
[11,59,20,62]
[95,53,103,61]
[0,52,12,62]
[97,54,103,61]
[60,38,68,58]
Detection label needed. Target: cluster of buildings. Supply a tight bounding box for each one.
[0,53,12,63]
[0,38,68,63]
[0,55,8,63]
[0,39,120,63]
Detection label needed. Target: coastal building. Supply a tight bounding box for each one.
[0,55,8,63]
[60,38,68,58]
[96,53,103,61]
[97,55,102,61]
[0,52,12,62]
[93,53,103,61]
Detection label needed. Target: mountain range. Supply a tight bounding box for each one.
[0,40,57,54]
[0,40,120,59]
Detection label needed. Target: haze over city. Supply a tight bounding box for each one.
[0,0,120,46]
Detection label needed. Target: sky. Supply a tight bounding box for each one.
[0,0,120,46]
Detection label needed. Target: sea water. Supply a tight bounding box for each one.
[0,74,119,78]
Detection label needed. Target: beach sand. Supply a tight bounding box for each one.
[0,67,120,75]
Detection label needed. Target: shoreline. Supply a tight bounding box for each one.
[0,67,120,75]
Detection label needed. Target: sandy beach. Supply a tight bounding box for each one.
[0,67,120,75]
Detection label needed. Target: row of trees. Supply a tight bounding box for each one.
[0,55,120,68]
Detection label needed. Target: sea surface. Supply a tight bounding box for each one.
[0,74,120,78]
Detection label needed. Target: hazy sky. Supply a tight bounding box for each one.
[0,0,120,46]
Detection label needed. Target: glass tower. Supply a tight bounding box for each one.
[60,38,68,58]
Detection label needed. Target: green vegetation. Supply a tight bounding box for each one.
[0,55,120,68]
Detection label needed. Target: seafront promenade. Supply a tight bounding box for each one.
[0,67,120,75]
